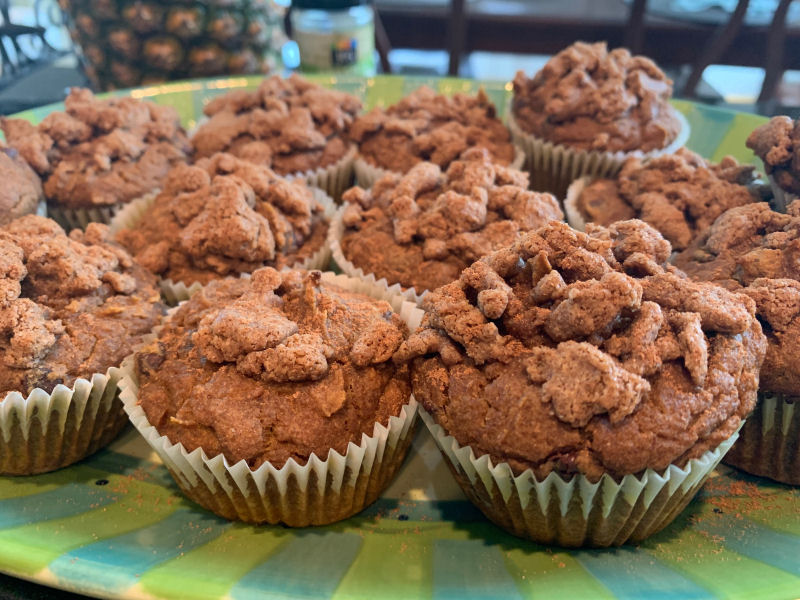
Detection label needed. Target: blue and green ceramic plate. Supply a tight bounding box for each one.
[3,75,798,600]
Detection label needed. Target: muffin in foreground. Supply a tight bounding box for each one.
[565,149,760,251]
[1,88,190,230]
[333,149,562,302]
[675,201,800,483]
[120,268,420,525]
[112,152,333,303]
[0,215,164,474]
[510,41,688,196]
[0,145,44,226]
[350,86,520,187]
[191,74,361,198]
[395,220,766,546]
[746,115,800,210]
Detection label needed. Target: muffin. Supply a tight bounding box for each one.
[395,219,766,546]
[351,86,521,188]
[675,201,800,483]
[510,41,688,197]
[746,116,800,210]
[565,149,760,251]
[331,148,563,304]
[112,152,334,304]
[0,145,44,226]
[0,215,163,474]
[1,88,191,230]
[119,268,421,525]
[190,74,361,199]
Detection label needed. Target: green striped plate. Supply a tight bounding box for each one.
[3,75,797,600]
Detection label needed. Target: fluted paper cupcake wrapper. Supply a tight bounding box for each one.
[563,177,591,232]
[508,104,690,198]
[353,145,526,190]
[285,145,356,202]
[420,407,739,547]
[109,188,337,305]
[724,392,800,485]
[119,272,425,526]
[328,204,428,307]
[0,367,129,475]
[35,200,46,218]
[766,175,798,213]
[47,201,130,232]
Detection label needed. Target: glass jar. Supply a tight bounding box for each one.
[290,0,375,76]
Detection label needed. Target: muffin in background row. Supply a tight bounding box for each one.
[0,145,45,226]
[119,268,423,526]
[395,219,766,546]
[565,148,762,251]
[191,74,361,200]
[747,115,800,210]
[510,41,689,197]
[1,88,190,231]
[0,215,164,475]
[350,86,523,188]
[676,201,800,484]
[110,152,335,305]
[331,148,563,304]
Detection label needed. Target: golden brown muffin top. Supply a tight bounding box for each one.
[674,200,800,396]
[396,220,765,481]
[1,88,190,209]
[351,86,515,173]
[340,148,562,292]
[0,215,163,396]
[135,269,411,468]
[0,146,43,226]
[115,153,328,286]
[746,115,800,195]
[576,149,759,251]
[512,42,681,153]
[191,74,361,175]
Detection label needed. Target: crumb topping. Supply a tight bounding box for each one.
[397,219,765,480]
[341,148,563,292]
[351,86,515,173]
[1,88,190,209]
[115,153,328,286]
[512,42,682,153]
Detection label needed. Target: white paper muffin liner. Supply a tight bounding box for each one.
[420,407,740,547]
[285,145,356,202]
[563,177,591,232]
[328,204,428,306]
[354,145,526,190]
[47,201,128,232]
[0,367,129,475]
[119,272,425,526]
[508,103,690,197]
[724,392,800,485]
[109,188,337,305]
[35,200,46,218]
[767,175,798,213]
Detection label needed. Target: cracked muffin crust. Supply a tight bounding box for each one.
[0,146,44,226]
[746,116,800,196]
[351,86,516,174]
[134,268,411,468]
[396,220,766,482]
[512,42,682,153]
[1,88,190,210]
[115,153,329,286]
[0,215,163,397]
[339,149,563,293]
[571,149,759,251]
[191,74,361,175]
[674,201,800,396]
